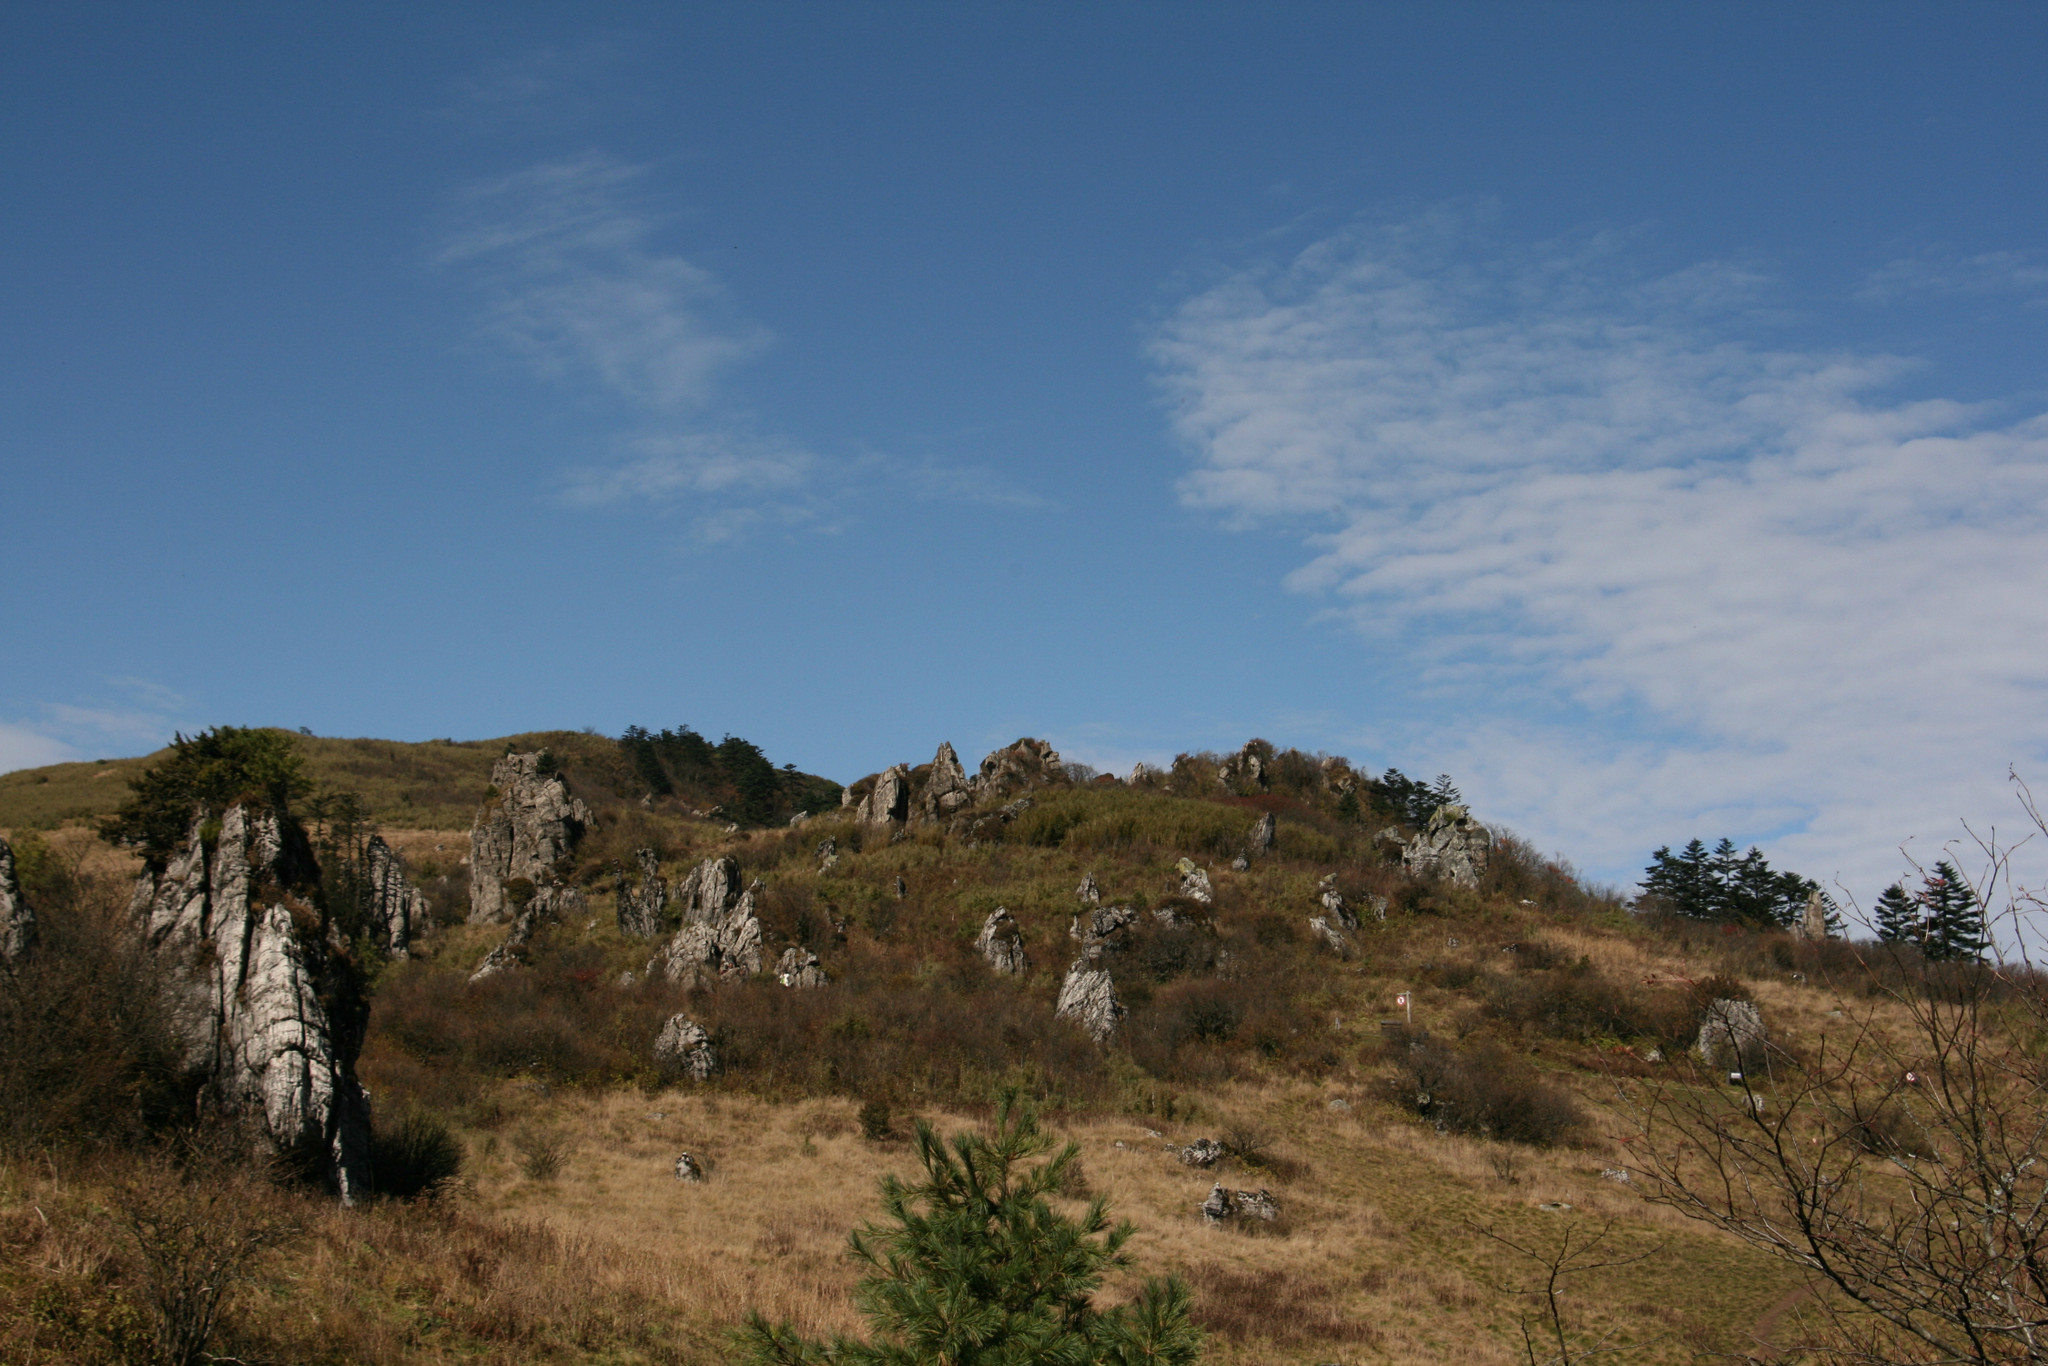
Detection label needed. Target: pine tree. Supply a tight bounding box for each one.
[1873,882,1921,946]
[1426,774,1462,813]
[1641,839,1713,918]
[1920,861,1988,964]
[737,1095,1203,1366]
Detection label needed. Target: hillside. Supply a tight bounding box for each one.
[0,728,1994,1366]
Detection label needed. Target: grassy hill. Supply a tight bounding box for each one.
[0,729,1970,1365]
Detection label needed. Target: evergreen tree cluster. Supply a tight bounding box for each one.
[1873,861,1989,962]
[100,726,311,869]
[1638,837,1829,929]
[1372,769,1461,826]
[617,725,839,828]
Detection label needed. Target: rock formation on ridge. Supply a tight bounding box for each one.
[0,837,34,962]
[775,945,827,988]
[857,765,911,831]
[129,804,370,1200]
[921,742,973,824]
[1055,963,1123,1043]
[653,1014,718,1079]
[363,834,427,958]
[975,907,1029,975]
[1402,804,1491,890]
[468,752,593,924]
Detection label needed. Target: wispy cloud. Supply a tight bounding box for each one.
[1858,249,2048,307]
[0,678,192,776]
[440,153,770,409]
[1152,212,2048,894]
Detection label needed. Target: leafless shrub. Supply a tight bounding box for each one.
[513,1129,570,1182]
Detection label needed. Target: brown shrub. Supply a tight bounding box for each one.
[1386,1036,1584,1146]
[1188,1265,1384,1349]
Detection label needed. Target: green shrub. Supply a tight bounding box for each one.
[368,1112,464,1200]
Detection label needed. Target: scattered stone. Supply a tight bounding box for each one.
[1601,1167,1632,1184]
[471,883,588,981]
[858,765,911,830]
[894,876,908,900]
[0,837,34,962]
[653,1014,718,1079]
[1644,1047,1663,1063]
[1401,804,1491,889]
[648,857,764,984]
[673,1152,705,1183]
[1697,998,1767,1069]
[1055,963,1124,1042]
[1179,1138,1225,1167]
[1538,1202,1573,1212]
[817,836,839,871]
[615,847,668,939]
[775,945,827,988]
[1327,1098,1351,1112]
[468,753,594,924]
[130,804,370,1200]
[1174,858,1214,905]
[974,907,1029,975]
[1369,895,1389,922]
[1308,916,1350,954]
[1200,1182,1279,1223]
[1376,826,1404,844]
[1070,904,1137,959]
[1229,856,1249,872]
[616,970,637,987]
[1319,885,1358,931]
[921,742,973,823]
[1076,872,1101,905]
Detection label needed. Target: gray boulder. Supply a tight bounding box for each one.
[673,1151,706,1182]
[1402,804,1491,889]
[616,847,668,939]
[364,835,427,958]
[1791,889,1833,942]
[1697,998,1768,1069]
[1249,812,1276,853]
[775,945,827,988]
[1174,858,1214,905]
[1076,872,1101,905]
[975,907,1029,975]
[653,1014,717,1079]
[1179,1138,1225,1168]
[816,836,838,871]
[1055,963,1124,1042]
[0,837,34,962]
[1318,880,1358,931]
[1200,1182,1279,1223]
[1218,742,1271,793]
[468,753,594,924]
[130,805,369,1201]
[649,856,764,984]
[1308,916,1350,954]
[1070,903,1137,960]
[969,738,1067,804]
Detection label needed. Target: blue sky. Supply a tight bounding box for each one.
[5,3,2047,903]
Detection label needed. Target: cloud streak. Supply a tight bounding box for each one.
[1152,213,2048,894]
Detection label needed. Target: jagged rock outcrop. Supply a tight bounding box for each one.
[648,856,763,983]
[1218,742,1271,793]
[1179,1138,1225,1168]
[363,835,426,958]
[653,1014,717,1078]
[775,945,827,988]
[921,742,973,823]
[1249,812,1276,854]
[1174,858,1214,905]
[1790,888,1833,942]
[1070,904,1137,959]
[1307,876,1359,954]
[1697,998,1768,1069]
[0,837,34,962]
[1076,872,1101,905]
[1402,804,1491,889]
[1055,964,1123,1042]
[616,847,668,939]
[470,883,587,981]
[468,753,593,924]
[975,907,1029,975]
[1308,916,1350,953]
[816,836,839,871]
[129,805,369,1200]
[858,765,911,830]
[1200,1183,1279,1223]
[969,738,1066,804]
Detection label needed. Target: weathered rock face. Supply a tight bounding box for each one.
[1249,812,1276,854]
[1174,858,1214,905]
[816,836,839,871]
[363,835,426,958]
[616,847,668,939]
[1179,1138,1225,1168]
[969,738,1067,804]
[1076,872,1101,906]
[468,753,594,924]
[1318,878,1358,931]
[1200,1184,1279,1223]
[775,945,827,988]
[921,742,973,824]
[975,907,1029,975]
[857,765,911,830]
[1791,889,1832,942]
[1307,916,1350,954]
[1070,903,1137,960]
[1055,963,1123,1043]
[653,1014,717,1079]
[0,837,34,962]
[1697,998,1768,1069]
[1218,742,1272,793]
[1402,804,1491,890]
[649,856,763,984]
[129,805,369,1200]
[470,883,587,981]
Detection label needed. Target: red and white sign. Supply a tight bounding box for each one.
[1395,993,1409,1008]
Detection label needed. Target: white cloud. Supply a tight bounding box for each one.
[1152,214,2048,897]
[439,153,770,409]
[1858,250,2048,306]
[0,723,77,777]
[562,433,815,506]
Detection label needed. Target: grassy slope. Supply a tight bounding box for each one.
[0,735,1880,1366]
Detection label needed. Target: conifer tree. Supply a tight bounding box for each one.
[1920,861,1988,964]
[1872,882,1921,947]
[737,1095,1202,1366]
